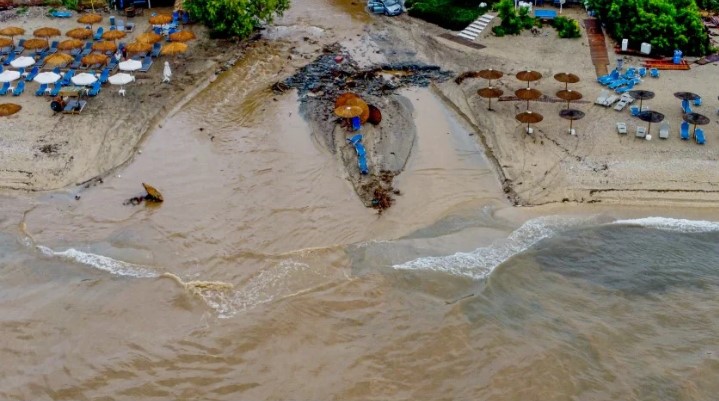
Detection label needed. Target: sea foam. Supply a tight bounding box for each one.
[36,246,158,278]
[393,216,590,279]
[612,217,719,233]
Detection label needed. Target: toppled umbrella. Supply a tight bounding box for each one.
[123,183,164,205]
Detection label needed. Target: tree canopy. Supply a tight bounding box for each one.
[185,0,291,38]
[587,0,711,56]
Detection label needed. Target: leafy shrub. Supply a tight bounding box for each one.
[586,0,710,56]
[407,0,486,31]
[185,0,290,38]
[552,16,581,38]
[61,0,78,10]
[493,0,537,35]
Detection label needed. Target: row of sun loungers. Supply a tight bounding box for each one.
[616,121,705,144]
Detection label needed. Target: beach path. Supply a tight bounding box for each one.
[584,18,609,77]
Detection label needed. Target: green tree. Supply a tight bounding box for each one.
[185,0,291,38]
[587,0,710,55]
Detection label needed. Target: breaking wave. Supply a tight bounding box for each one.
[36,246,158,278]
[393,216,593,279]
[611,217,719,233]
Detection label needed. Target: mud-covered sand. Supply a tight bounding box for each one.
[0,7,252,190]
[372,9,719,207]
[5,5,719,209]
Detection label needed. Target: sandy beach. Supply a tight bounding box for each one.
[2,4,719,209]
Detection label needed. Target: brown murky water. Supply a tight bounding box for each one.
[2,1,718,400]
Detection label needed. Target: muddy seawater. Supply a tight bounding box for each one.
[2,1,719,400]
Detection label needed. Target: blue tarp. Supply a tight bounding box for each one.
[346,134,369,175]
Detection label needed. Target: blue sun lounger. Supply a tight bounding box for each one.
[680,121,690,140]
[12,81,25,96]
[50,82,62,97]
[695,128,706,144]
[681,99,692,114]
[36,83,48,96]
[0,82,9,96]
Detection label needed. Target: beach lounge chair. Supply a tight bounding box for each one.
[3,52,15,66]
[680,121,690,140]
[25,66,39,82]
[150,42,162,58]
[107,58,118,72]
[624,67,636,79]
[35,83,47,96]
[638,67,647,77]
[50,82,62,97]
[0,82,9,95]
[98,67,110,84]
[614,98,630,111]
[630,105,640,116]
[681,99,692,114]
[14,39,25,54]
[138,56,153,72]
[94,27,104,41]
[52,67,60,75]
[635,125,646,138]
[88,81,101,96]
[608,79,627,90]
[117,19,125,32]
[61,69,75,85]
[48,40,59,54]
[70,54,82,69]
[110,16,116,27]
[695,128,706,144]
[347,134,362,145]
[595,89,609,105]
[616,122,627,134]
[125,21,136,33]
[650,68,659,78]
[694,96,702,106]
[80,42,93,57]
[603,94,618,107]
[11,81,25,96]
[616,81,635,94]
[659,122,669,139]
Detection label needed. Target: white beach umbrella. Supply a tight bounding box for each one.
[33,71,61,84]
[108,72,134,93]
[10,56,35,69]
[0,70,21,83]
[71,72,98,86]
[119,59,142,72]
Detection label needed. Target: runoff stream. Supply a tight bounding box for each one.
[1,1,718,399]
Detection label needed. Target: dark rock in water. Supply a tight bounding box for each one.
[368,104,382,125]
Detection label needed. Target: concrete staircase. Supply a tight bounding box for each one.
[457,14,496,41]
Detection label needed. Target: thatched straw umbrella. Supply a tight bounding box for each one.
[169,30,196,42]
[58,39,84,51]
[335,92,359,108]
[515,111,543,134]
[136,32,162,44]
[125,41,152,55]
[77,13,102,28]
[0,37,12,48]
[0,27,25,46]
[334,105,362,118]
[515,87,542,110]
[102,30,126,44]
[149,14,173,25]
[345,97,370,123]
[81,53,108,66]
[66,28,93,40]
[477,87,503,111]
[478,68,504,87]
[516,70,542,88]
[44,53,74,67]
[0,103,22,116]
[556,89,583,109]
[553,72,580,90]
[23,38,49,51]
[92,41,117,53]
[33,27,61,38]
[160,42,188,61]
